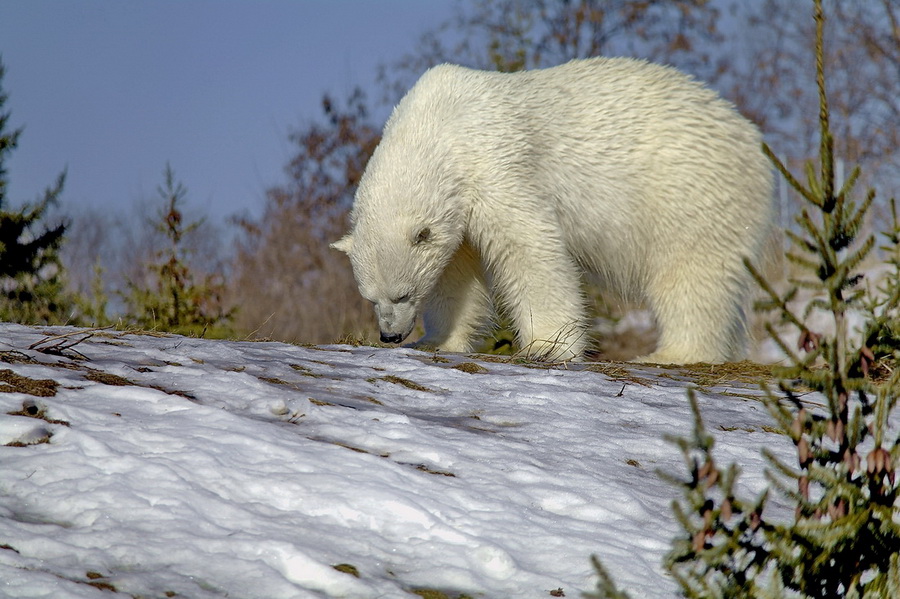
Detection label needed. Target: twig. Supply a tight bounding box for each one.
[28,326,114,359]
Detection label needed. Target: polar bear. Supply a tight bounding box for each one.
[332,57,773,364]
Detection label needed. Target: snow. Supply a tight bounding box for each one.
[0,323,801,598]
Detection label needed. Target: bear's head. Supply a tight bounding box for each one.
[331,91,467,345]
[331,211,461,345]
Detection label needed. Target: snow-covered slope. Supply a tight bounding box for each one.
[0,324,795,598]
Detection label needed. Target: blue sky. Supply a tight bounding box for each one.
[0,1,457,223]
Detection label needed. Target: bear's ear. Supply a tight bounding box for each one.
[413,227,431,246]
[330,235,353,254]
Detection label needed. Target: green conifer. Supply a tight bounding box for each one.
[0,58,74,324]
[122,163,233,337]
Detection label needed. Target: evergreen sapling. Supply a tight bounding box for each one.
[122,163,233,336]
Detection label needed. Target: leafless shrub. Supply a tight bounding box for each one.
[228,91,379,343]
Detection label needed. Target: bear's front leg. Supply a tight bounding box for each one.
[411,240,492,353]
[479,227,587,362]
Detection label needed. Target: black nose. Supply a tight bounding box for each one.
[380,332,404,344]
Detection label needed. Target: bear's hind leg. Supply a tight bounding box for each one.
[638,264,748,365]
[414,240,492,353]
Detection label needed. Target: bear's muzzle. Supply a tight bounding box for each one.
[380,332,406,344]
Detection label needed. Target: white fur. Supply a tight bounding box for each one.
[332,57,773,364]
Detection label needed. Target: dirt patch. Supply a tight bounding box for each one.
[0,369,58,397]
[369,375,435,393]
[84,371,135,386]
[452,362,488,374]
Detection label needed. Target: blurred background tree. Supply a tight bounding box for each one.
[228,90,379,343]
[0,58,75,325]
[720,0,899,222]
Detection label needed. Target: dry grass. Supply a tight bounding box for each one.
[673,360,776,387]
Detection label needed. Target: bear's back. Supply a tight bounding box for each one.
[405,58,750,135]
[390,58,763,189]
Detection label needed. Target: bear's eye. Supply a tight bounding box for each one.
[414,227,431,245]
[392,294,410,304]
